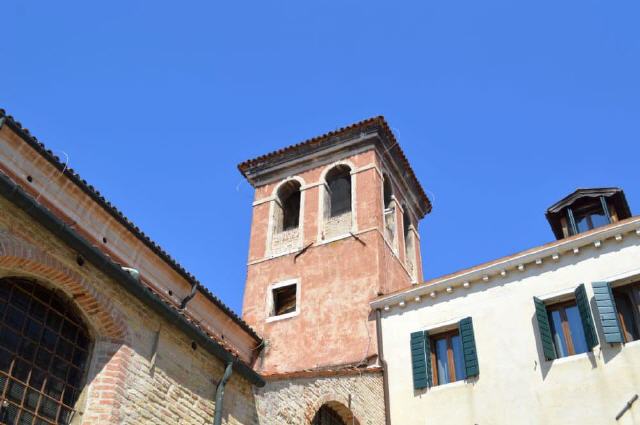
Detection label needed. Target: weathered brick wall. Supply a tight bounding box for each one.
[0,196,258,425]
[255,372,385,425]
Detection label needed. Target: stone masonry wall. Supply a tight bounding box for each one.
[255,372,385,425]
[0,196,258,425]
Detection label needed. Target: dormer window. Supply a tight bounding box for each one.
[546,188,632,240]
[570,200,609,235]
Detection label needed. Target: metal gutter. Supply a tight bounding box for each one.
[0,110,261,343]
[0,171,265,387]
[375,309,391,425]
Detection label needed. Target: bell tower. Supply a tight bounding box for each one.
[239,117,431,374]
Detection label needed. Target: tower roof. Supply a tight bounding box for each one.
[238,116,432,218]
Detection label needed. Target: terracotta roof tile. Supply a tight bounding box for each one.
[0,108,261,343]
[238,116,432,216]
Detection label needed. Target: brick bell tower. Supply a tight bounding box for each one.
[238,117,431,376]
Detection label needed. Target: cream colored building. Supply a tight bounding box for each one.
[372,189,640,425]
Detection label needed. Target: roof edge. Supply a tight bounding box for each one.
[237,116,432,216]
[0,171,265,387]
[0,108,261,343]
[372,216,640,310]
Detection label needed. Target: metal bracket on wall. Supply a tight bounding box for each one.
[616,394,638,421]
[294,241,314,262]
[180,283,198,309]
[349,232,367,246]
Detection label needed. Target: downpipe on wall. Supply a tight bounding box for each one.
[375,309,391,425]
[213,362,234,425]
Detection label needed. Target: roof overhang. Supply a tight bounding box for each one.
[372,216,640,312]
[0,171,265,387]
[0,109,262,344]
[238,116,432,219]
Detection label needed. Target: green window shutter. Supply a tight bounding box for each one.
[410,331,431,389]
[534,297,557,361]
[458,317,479,377]
[574,283,598,350]
[592,281,623,343]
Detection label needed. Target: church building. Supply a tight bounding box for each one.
[0,109,638,424]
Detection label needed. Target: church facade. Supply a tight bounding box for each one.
[0,109,638,424]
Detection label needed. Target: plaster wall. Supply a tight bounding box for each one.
[243,148,419,374]
[381,236,640,425]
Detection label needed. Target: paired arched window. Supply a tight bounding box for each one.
[325,165,352,217]
[276,180,301,232]
[0,277,90,424]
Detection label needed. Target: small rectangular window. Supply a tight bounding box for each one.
[612,282,640,343]
[430,330,466,386]
[547,301,588,358]
[271,283,297,317]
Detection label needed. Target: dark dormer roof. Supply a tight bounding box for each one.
[546,187,632,240]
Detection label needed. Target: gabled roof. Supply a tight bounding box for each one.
[238,116,432,218]
[0,109,261,342]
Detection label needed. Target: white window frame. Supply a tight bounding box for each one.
[266,278,301,323]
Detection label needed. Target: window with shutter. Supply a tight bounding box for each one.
[534,297,557,361]
[592,281,624,343]
[534,287,597,360]
[428,329,467,386]
[410,331,430,390]
[610,281,640,342]
[574,284,598,350]
[458,317,479,378]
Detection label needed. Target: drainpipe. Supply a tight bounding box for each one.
[375,309,391,425]
[213,362,234,425]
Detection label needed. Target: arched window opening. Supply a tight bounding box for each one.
[322,165,353,240]
[0,277,91,425]
[277,181,301,232]
[383,177,396,246]
[404,209,417,280]
[271,180,303,255]
[383,178,393,210]
[312,405,347,425]
[326,165,352,217]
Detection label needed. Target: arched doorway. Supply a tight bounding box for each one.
[312,404,346,425]
[0,277,91,424]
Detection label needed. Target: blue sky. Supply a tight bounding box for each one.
[2,1,639,314]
